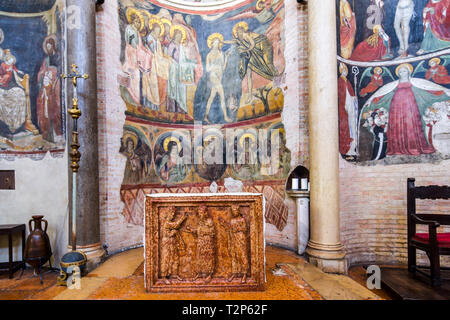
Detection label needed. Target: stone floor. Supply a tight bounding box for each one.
[0,245,384,300]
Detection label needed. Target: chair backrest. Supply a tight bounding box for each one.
[407,178,450,237]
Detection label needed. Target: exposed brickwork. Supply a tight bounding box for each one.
[340,158,450,267]
[96,2,143,254]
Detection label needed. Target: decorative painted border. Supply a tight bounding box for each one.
[146,0,253,14]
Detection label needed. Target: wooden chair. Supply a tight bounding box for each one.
[407,178,450,286]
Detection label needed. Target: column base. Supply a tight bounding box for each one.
[306,241,348,274]
[67,242,106,272]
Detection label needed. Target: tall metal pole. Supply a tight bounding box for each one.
[62,64,88,252]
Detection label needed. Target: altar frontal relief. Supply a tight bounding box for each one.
[118,0,291,231]
[0,1,65,160]
[145,194,265,292]
[336,0,450,165]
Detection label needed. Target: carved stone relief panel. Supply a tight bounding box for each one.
[145,193,265,292]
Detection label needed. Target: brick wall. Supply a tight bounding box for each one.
[340,158,450,267]
[96,1,144,254]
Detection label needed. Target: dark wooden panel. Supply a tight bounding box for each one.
[0,170,15,190]
[381,267,450,300]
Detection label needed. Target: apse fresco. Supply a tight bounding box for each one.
[336,0,450,164]
[0,0,65,160]
[118,0,291,231]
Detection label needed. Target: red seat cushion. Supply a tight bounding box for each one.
[413,233,450,248]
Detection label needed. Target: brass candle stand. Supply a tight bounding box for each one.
[57,64,89,286]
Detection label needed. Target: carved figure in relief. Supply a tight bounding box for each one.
[187,206,216,283]
[160,206,187,284]
[219,205,249,283]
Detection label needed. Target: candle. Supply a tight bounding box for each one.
[291,178,299,190]
[301,178,308,190]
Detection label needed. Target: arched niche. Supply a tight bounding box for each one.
[286,165,309,191]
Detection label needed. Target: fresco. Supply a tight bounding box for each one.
[336,0,450,164]
[0,0,65,160]
[118,0,291,231]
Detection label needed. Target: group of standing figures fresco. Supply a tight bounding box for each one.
[337,0,450,163]
[118,0,289,185]
[119,0,285,125]
[145,194,265,292]
[0,1,64,158]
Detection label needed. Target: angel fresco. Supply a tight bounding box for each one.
[120,130,152,184]
[359,66,395,97]
[362,63,450,156]
[415,56,450,85]
[226,0,284,34]
[417,0,450,55]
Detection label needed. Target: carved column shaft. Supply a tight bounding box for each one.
[305,0,347,274]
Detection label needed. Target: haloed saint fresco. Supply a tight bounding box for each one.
[336,0,450,164]
[0,1,65,159]
[118,0,290,185]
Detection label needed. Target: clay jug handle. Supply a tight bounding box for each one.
[28,219,34,232]
[42,219,48,233]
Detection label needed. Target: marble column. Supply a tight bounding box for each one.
[305,0,347,274]
[66,0,105,270]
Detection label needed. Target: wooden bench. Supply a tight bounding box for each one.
[407,178,450,286]
[0,224,26,279]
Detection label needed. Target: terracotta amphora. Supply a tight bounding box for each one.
[24,215,52,269]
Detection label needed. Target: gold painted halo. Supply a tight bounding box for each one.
[256,0,265,11]
[160,18,172,28]
[372,24,382,34]
[141,10,154,23]
[339,62,348,75]
[148,18,165,37]
[374,66,382,74]
[207,33,224,49]
[204,134,219,145]
[239,133,256,148]
[126,8,145,31]
[123,131,138,148]
[395,63,413,76]
[170,25,187,43]
[232,21,248,38]
[163,136,182,152]
[42,34,57,55]
[429,57,441,66]
[271,128,285,141]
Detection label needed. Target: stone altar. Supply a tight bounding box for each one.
[145,193,265,293]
